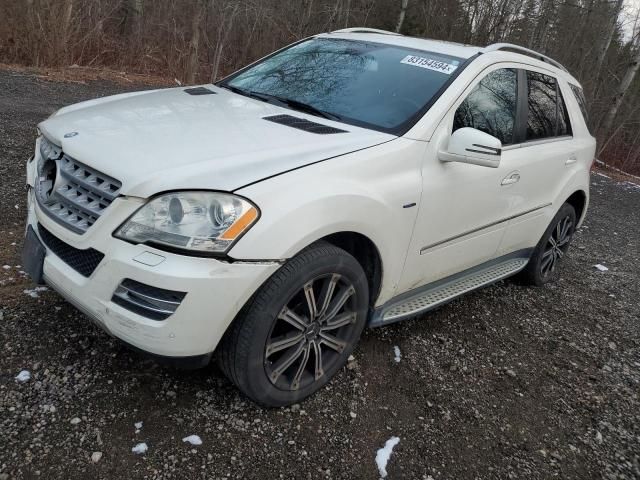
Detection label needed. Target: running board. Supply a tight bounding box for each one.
[369,255,530,327]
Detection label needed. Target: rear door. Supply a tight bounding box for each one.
[497,69,578,256]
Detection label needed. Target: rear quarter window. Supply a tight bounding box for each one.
[569,84,591,133]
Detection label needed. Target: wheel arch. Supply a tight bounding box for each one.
[320,231,383,307]
[563,189,588,225]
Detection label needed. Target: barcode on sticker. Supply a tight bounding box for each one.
[400,55,458,74]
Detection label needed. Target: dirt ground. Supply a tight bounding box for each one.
[1,68,639,480]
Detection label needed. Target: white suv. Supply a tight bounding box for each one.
[23,28,595,406]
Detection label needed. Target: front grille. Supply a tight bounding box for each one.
[263,114,347,134]
[37,136,122,234]
[112,279,186,320]
[38,224,105,277]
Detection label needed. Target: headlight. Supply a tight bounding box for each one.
[114,191,259,254]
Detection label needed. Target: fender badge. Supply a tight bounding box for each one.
[64,131,79,138]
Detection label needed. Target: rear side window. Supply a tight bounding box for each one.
[569,84,590,132]
[453,68,517,145]
[557,88,571,136]
[526,71,572,141]
[526,72,556,140]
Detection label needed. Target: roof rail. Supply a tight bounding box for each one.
[483,43,568,72]
[330,27,402,36]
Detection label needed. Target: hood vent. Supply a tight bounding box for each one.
[263,114,347,134]
[184,87,216,95]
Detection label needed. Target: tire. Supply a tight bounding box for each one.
[216,241,369,407]
[520,203,577,286]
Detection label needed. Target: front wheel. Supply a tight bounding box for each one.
[217,241,369,407]
[520,203,577,286]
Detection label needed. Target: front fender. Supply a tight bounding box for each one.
[230,138,426,305]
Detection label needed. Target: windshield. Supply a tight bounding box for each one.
[221,38,465,133]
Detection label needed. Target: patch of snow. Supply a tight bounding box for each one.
[393,346,401,363]
[91,451,103,463]
[2,265,10,270]
[595,172,610,179]
[182,435,202,446]
[594,264,609,272]
[132,442,148,454]
[134,421,143,430]
[70,417,81,425]
[15,370,31,383]
[23,286,48,298]
[375,436,400,478]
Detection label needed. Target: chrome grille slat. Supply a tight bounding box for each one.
[116,285,182,309]
[36,137,122,234]
[111,279,187,320]
[113,288,176,315]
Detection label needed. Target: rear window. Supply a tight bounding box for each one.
[525,71,572,141]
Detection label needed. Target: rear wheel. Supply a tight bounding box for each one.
[217,241,369,407]
[521,203,576,286]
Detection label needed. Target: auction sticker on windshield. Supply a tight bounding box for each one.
[400,55,458,74]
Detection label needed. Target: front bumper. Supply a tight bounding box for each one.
[25,188,281,360]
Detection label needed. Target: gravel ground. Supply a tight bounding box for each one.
[1,68,639,480]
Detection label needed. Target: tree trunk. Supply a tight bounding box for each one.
[600,44,640,141]
[186,4,204,84]
[123,0,143,36]
[58,0,74,65]
[593,0,624,80]
[395,0,409,33]
[344,0,351,28]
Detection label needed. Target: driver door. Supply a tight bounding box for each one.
[397,66,522,293]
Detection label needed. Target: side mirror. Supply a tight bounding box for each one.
[438,127,502,168]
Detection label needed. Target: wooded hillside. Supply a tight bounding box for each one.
[1,0,639,174]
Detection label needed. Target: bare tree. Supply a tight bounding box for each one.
[593,0,624,80]
[395,0,409,33]
[600,39,640,145]
[186,2,205,84]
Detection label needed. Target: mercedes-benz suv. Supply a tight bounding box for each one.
[23,28,595,406]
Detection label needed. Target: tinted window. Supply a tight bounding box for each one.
[569,84,590,132]
[557,88,572,136]
[224,38,464,132]
[453,68,517,145]
[526,72,557,140]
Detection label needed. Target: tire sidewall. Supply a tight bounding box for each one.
[238,246,369,406]
[529,203,577,286]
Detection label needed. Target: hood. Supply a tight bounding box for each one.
[38,85,394,197]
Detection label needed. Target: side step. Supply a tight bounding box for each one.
[369,256,530,327]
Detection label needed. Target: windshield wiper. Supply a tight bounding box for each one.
[268,96,342,121]
[220,85,341,121]
[219,84,271,102]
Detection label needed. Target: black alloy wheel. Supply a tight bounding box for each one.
[264,273,358,391]
[520,202,577,286]
[217,241,369,407]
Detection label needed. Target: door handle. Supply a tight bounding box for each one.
[501,172,520,186]
[566,155,578,165]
